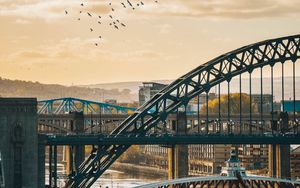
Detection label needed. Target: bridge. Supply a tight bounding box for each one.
[36,34,300,188]
[38,97,136,115]
[136,176,300,188]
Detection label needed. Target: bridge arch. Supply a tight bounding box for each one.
[65,34,300,187]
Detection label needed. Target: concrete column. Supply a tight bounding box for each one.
[65,112,85,174]
[268,144,291,179]
[268,144,277,178]
[278,145,291,179]
[272,144,291,188]
[73,112,85,172]
[277,112,291,179]
[268,113,291,180]
[168,145,175,180]
[168,112,188,179]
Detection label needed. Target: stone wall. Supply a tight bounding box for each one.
[0,98,38,188]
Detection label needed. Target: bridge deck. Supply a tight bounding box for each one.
[40,133,300,145]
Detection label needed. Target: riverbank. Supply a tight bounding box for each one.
[111,162,168,180]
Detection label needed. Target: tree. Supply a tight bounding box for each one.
[200,93,257,114]
[118,145,145,164]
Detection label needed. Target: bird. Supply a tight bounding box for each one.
[79,11,82,14]
[99,36,102,39]
[95,43,98,46]
[111,8,115,11]
[78,18,81,21]
[114,25,119,29]
[127,0,133,7]
[121,2,126,8]
[87,12,92,17]
[155,0,158,3]
[137,3,139,6]
[81,3,84,6]
[65,10,68,14]
[113,21,116,24]
[116,19,120,23]
[90,28,93,32]
[109,15,113,19]
[109,23,112,26]
[98,15,101,19]
[109,2,112,6]
[121,23,126,27]
[98,21,101,24]
[141,1,144,5]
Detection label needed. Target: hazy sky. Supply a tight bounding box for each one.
[0,0,300,85]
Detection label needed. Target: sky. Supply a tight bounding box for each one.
[0,0,300,85]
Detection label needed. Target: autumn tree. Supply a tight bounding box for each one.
[118,145,146,164]
[200,93,258,114]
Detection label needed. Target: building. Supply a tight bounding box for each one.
[291,146,300,179]
[142,144,232,175]
[189,144,231,175]
[104,99,117,105]
[251,94,275,113]
[282,100,300,113]
[139,82,167,106]
[237,144,269,171]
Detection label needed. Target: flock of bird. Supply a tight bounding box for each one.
[65,0,159,46]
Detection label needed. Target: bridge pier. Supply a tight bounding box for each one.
[269,144,291,179]
[268,114,291,180]
[48,145,58,187]
[168,112,189,180]
[65,112,85,174]
[0,98,40,187]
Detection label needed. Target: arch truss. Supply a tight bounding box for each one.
[37,97,136,115]
[65,34,300,187]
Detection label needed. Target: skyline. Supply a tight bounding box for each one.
[0,0,300,85]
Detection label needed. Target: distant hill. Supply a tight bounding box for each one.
[0,76,299,103]
[78,80,173,94]
[80,77,300,102]
[0,77,137,103]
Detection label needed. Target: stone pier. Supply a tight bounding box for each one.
[0,98,40,188]
[168,112,189,179]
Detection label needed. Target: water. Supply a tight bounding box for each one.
[46,165,162,188]
[91,169,159,188]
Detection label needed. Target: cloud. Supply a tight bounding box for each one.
[14,50,47,59]
[1,0,300,21]
[0,0,82,21]
[156,24,172,34]
[6,37,91,63]
[4,35,164,66]
[15,18,30,24]
[142,0,300,19]
[0,0,122,22]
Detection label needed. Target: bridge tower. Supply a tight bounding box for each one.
[0,98,42,187]
[168,112,189,179]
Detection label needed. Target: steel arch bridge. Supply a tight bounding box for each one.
[136,176,300,188]
[37,97,136,115]
[65,34,300,188]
